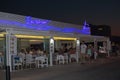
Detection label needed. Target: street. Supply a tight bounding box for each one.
[9,57,120,80]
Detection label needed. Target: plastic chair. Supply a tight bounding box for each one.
[25,54,35,68]
[64,53,68,64]
[69,54,76,63]
[35,56,48,68]
[12,55,22,70]
[56,55,65,64]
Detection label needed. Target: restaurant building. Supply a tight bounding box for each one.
[0,12,111,71]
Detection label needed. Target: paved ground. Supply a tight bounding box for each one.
[1,56,120,80]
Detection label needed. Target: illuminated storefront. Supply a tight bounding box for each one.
[0,12,110,71]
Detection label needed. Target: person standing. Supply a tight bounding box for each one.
[80,41,87,64]
[86,45,93,64]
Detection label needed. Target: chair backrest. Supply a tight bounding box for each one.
[70,54,76,58]
[35,56,45,62]
[14,56,20,63]
[26,54,33,63]
[64,53,68,58]
[57,55,64,60]
[18,53,25,62]
[12,55,22,66]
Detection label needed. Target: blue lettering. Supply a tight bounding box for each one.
[25,16,49,25]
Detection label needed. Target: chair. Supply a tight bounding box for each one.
[35,56,48,68]
[53,53,58,65]
[18,52,26,67]
[64,53,68,64]
[25,54,35,68]
[69,54,76,63]
[12,55,22,70]
[56,55,65,64]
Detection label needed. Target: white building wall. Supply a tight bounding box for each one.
[0,12,83,30]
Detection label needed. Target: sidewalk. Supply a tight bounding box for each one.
[1,56,120,80]
[93,56,120,64]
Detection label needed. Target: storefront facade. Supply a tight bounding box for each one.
[0,12,111,71]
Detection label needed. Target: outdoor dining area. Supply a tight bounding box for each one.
[12,49,49,70]
[0,46,78,71]
[0,38,112,71]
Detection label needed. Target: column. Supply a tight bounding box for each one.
[6,33,17,72]
[76,39,80,63]
[49,37,54,66]
[107,38,111,57]
[94,38,98,59]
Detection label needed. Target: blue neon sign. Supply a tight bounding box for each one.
[0,16,90,35]
[26,16,50,25]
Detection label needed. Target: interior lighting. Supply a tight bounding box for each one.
[0,34,4,37]
[15,35,44,39]
[54,37,76,40]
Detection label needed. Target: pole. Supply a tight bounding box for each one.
[49,37,54,66]
[94,38,97,60]
[5,66,11,80]
[107,38,111,57]
[5,34,11,80]
[76,39,80,63]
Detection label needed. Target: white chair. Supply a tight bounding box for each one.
[26,54,35,68]
[64,53,68,64]
[56,55,65,64]
[35,56,48,68]
[18,52,26,66]
[53,53,58,65]
[69,54,76,63]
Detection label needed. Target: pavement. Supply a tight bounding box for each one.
[0,56,120,80]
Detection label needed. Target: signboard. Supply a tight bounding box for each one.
[10,34,17,55]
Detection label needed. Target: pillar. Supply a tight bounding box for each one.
[49,37,54,66]
[94,38,98,59]
[107,38,111,57]
[6,33,17,72]
[76,39,80,63]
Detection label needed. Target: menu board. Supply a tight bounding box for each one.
[10,34,17,54]
[6,34,17,55]
[50,38,54,54]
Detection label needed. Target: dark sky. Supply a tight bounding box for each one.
[0,0,120,36]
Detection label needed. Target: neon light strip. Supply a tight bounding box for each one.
[0,33,77,40]
[15,35,44,39]
[0,19,90,35]
[54,37,76,40]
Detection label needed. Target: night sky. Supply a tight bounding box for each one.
[0,0,120,36]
